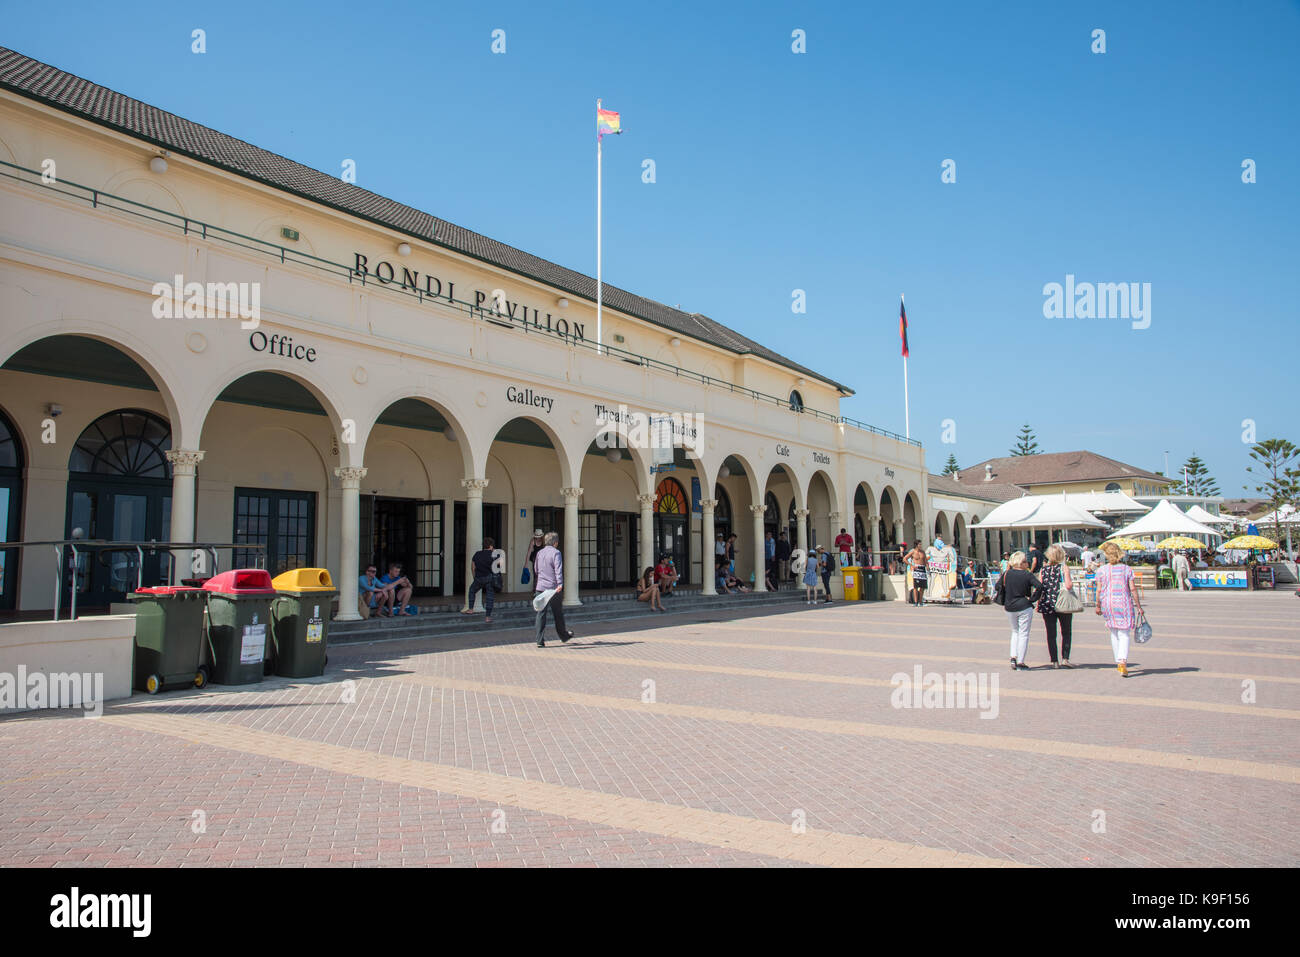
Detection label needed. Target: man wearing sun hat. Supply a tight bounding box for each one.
[525,528,545,585]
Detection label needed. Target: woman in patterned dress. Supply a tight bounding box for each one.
[1037,544,1076,669]
[1095,542,1144,677]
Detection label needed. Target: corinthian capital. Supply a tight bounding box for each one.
[561,487,584,504]
[165,449,205,474]
[334,466,369,489]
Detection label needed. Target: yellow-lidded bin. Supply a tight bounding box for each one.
[268,568,337,678]
[840,566,862,601]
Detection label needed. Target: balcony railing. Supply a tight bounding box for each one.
[0,159,921,448]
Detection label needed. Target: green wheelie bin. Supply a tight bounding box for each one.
[862,566,884,601]
[130,586,210,694]
[202,569,276,685]
[269,568,337,678]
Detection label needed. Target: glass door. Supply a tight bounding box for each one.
[66,481,170,606]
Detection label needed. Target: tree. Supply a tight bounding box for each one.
[1010,424,1039,456]
[942,453,959,475]
[1174,453,1220,497]
[1245,438,1300,546]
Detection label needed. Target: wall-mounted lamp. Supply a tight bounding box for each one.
[397,242,411,257]
[669,337,681,348]
[605,448,622,464]
[557,297,569,309]
[444,426,457,442]
[45,402,63,417]
[718,464,730,479]
[148,155,168,174]
[796,377,805,386]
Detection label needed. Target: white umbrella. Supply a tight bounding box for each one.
[1110,499,1223,540]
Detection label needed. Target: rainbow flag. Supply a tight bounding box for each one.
[597,106,621,141]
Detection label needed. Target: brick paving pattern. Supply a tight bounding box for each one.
[1,590,1296,866]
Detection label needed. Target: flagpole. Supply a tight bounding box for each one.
[596,98,603,356]
[902,293,910,440]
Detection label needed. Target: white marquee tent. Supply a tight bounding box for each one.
[973,496,1110,532]
[1109,499,1223,541]
[1185,504,1233,525]
[1062,490,1150,514]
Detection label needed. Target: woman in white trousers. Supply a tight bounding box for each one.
[1000,551,1041,670]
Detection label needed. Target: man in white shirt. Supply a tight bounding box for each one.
[1172,550,1192,591]
[1080,547,1095,570]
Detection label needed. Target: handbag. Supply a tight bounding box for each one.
[1134,610,1153,643]
[520,566,531,585]
[993,573,1006,606]
[1055,570,1084,614]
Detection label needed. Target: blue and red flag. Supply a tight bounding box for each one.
[899,299,909,358]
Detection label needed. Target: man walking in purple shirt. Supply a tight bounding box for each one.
[533,531,574,647]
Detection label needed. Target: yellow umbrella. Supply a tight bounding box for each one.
[1104,537,1145,551]
[1222,534,1278,550]
[1156,536,1208,550]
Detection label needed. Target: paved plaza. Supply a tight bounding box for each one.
[1,590,1296,867]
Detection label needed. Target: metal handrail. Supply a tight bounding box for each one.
[0,159,921,448]
[0,539,265,621]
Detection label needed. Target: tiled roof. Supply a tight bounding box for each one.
[954,451,1170,488]
[0,47,847,392]
[927,474,1025,504]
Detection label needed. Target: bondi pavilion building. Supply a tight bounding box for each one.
[0,48,928,618]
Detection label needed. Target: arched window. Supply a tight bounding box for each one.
[1105,482,1121,492]
[654,477,686,514]
[69,409,171,478]
[789,390,804,412]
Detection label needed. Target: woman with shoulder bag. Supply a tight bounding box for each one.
[1037,544,1080,668]
[1002,551,1042,670]
[1094,541,1143,677]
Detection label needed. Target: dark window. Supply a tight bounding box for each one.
[234,488,315,575]
[789,390,804,412]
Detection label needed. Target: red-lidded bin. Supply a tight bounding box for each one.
[203,569,276,685]
[129,585,209,694]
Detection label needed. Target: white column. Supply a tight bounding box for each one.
[461,478,488,609]
[894,519,905,549]
[638,493,656,575]
[700,498,718,595]
[869,513,881,563]
[334,466,368,621]
[562,487,583,606]
[165,449,204,584]
[796,507,810,554]
[749,503,767,592]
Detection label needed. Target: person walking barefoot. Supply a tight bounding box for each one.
[1095,541,1141,676]
[906,544,928,608]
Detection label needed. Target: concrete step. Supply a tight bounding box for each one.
[329,588,810,644]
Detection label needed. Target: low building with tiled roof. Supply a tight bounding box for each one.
[951,451,1173,499]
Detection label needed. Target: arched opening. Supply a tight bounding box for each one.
[2,335,183,609]
[904,491,921,547]
[66,409,173,605]
[789,390,804,412]
[935,512,951,543]
[485,417,566,595]
[577,437,647,590]
[200,371,335,578]
[0,406,25,609]
[361,397,471,596]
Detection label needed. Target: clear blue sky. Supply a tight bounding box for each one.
[6,0,1297,496]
